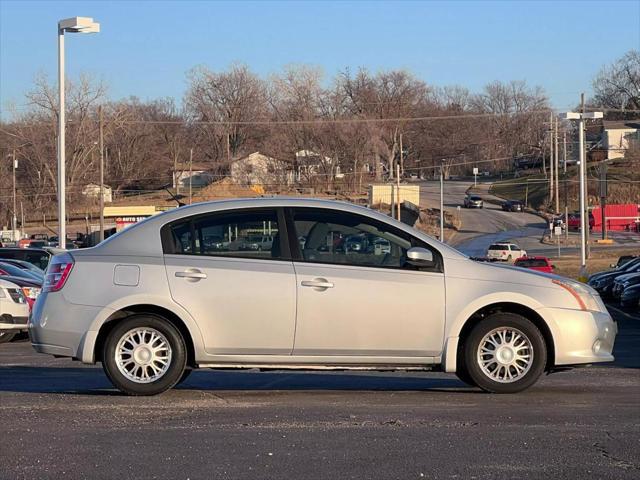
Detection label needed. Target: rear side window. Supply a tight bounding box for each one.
[162,209,285,261]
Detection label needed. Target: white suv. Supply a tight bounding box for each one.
[486,243,527,262]
[0,278,29,344]
[30,198,616,395]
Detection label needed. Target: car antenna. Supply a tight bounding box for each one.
[164,188,186,207]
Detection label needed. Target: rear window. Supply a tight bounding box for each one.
[488,244,508,251]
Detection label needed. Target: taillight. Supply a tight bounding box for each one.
[43,253,74,293]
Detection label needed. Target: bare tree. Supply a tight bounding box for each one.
[591,50,640,116]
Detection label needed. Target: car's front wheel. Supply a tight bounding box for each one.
[102,315,187,396]
[463,313,546,393]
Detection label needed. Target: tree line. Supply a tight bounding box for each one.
[1,49,638,227]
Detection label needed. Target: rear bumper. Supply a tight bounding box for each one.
[29,291,106,362]
[0,315,29,331]
[538,307,617,366]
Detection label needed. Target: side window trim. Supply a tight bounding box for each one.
[160,207,291,261]
[284,207,443,273]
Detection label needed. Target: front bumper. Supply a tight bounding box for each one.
[538,307,617,366]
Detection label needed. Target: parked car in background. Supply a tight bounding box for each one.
[239,235,274,251]
[30,198,616,396]
[0,278,29,344]
[612,272,640,299]
[588,257,640,298]
[501,200,524,212]
[0,262,44,282]
[0,275,42,310]
[567,212,595,231]
[0,247,56,270]
[0,259,45,280]
[514,256,554,273]
[620,284,640,309]
[463,195,483,208]
[486,243,527,262]
[610,254,638,269]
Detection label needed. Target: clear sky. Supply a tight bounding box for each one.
[1,0,639,119]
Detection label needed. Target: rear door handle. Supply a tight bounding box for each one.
[301,279,334,289]
[175,269,207,281]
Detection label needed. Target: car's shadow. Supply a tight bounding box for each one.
[0,366,478,395]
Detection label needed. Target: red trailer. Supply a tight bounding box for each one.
[592,204,640,232]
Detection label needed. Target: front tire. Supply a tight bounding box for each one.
[102,315,187,396]
[463,313,546,393]
[0,331,16,344]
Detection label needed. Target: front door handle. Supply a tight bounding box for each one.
[301,278,334,290]
[175,269,207,281]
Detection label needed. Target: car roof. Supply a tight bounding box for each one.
[78,197,467,260]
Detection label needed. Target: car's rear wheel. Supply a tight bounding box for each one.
[463,313,546,393]
[102,315,187,396]
[0,331,16,344]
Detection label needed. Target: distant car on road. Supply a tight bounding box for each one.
[501,200,524,212]
[486,243,527,262]
[463,195,483,208]
[567,212,595,231]
[514,256,555,273]
[30,198,616,396]
[239,235,274,251]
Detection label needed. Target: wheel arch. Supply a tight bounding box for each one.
[453,302,556,372]
[93,304,199,368]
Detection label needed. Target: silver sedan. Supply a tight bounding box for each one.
[30,198,616,395]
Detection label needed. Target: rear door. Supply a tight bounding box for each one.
[163,208,297,355]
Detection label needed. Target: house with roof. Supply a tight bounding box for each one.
[229,152,294,186]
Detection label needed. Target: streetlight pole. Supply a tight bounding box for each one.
[57,17,100,248]
[12,151,17,240]
[559,107,603,281]
[440,159,445,243]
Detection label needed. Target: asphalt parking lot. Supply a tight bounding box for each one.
[1,308,639,480]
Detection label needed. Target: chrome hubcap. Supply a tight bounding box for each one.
[115,327,172,384]
[477,327,533,383]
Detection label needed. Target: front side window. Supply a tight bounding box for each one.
[290,208,441,271]
[164,209,283,260]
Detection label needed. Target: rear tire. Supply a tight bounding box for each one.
[102,314,187,396]
[463,313,546,393]
[0,331,16,344]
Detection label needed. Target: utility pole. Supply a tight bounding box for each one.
[396,164,401,221]
[440,160,445,243]
[600,163,608,241]
[11,149,17,240]
[581,93,591,260]
[549,112,554,205]
[399,133,404,179]
[553,118,560,214]
[563,128,569,241]
[98,105,105,243]
[189,148,193,205]
[578,94,587,277]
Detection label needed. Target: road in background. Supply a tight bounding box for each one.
[419,181,547,256]
[0,308,638,479]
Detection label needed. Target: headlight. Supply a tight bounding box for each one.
[552,279,607,313]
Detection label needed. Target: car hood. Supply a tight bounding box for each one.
[615,272,640,283]
[449,257,563,289]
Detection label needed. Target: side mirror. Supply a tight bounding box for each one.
[407,247,435,267]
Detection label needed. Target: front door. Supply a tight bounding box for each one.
[289,208,445,357]
[163,208,296,355]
